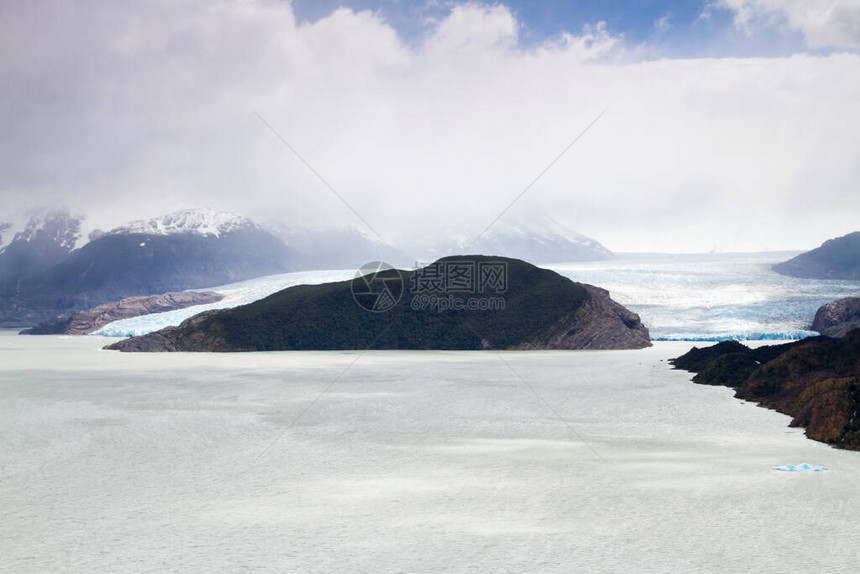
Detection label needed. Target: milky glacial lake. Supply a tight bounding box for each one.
[2,332,858,573]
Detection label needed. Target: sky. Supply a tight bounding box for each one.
[1,0,859,254]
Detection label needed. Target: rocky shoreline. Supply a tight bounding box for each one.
[671,330,860,450]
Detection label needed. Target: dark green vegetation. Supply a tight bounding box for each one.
[0,229,292,326]
[106,256,651,352]
[672,330,860,450]
[773,231,860,279]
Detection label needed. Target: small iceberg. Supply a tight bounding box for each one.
[773,463,828,472]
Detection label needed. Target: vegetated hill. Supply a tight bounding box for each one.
[105,256,650,352]
[0,209,294,327]
[812,297,860,338]
[671,331,860,450]
[772,231,860,280]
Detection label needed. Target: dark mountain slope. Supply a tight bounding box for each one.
[773,231,860,280]
[0,209,82,286]
[1,227,293,327]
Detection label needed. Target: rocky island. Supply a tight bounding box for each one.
[105,256,651,352]
[20,291,224,335]
[671,329,860,450]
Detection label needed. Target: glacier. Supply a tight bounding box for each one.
[548,252,860,341]
[92,269,355,337]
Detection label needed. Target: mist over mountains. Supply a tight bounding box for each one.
[0,206,614,326]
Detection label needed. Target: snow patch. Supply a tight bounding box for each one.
[0,208,83,253]
[108,208,253,238]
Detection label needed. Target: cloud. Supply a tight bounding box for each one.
[715,0,860,49]
[1,0,859,253]
[654,13,673,33]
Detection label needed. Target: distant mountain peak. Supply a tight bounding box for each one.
[0,208,83,254]
[0,221,12,251]
[108,208,254,238]
[0,208,84,288]
[450,216,613,263]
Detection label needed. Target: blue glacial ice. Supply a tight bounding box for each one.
[548,252,860,341]
[92,269,355,337]
[773,463,828,472]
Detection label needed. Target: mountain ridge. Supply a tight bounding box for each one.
[773,231,860,280]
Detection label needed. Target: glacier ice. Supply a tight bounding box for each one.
[548,252,860,342]
[773,463,828,472]
[92,269,355,337]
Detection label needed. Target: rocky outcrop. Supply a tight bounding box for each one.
[812,297,860,338]
[106,256,651,352]
[671,330,860,450]
[103,310,226,351]
[20,291,223,335]
[773,231,860,279]
[513,285,650,350]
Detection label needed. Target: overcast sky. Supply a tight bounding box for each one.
[2,0,859,253]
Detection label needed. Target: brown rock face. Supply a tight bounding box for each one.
[671,330,860,450]
[103,310,228,352]
[20,291,224,335]
[812,297,860,338]
[514,285,650,350]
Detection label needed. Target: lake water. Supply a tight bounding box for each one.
[2,331,858,573]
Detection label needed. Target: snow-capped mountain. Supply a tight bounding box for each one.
[0,221,12,252]
[0,208,83,253]
[443,217,613,263]
[107,208,255,238]
[0,208,294,326]
[0,209,84,286]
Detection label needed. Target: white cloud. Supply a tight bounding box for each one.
[715,0,860,49]
[654,13,672,33]
[1,0,859,253]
